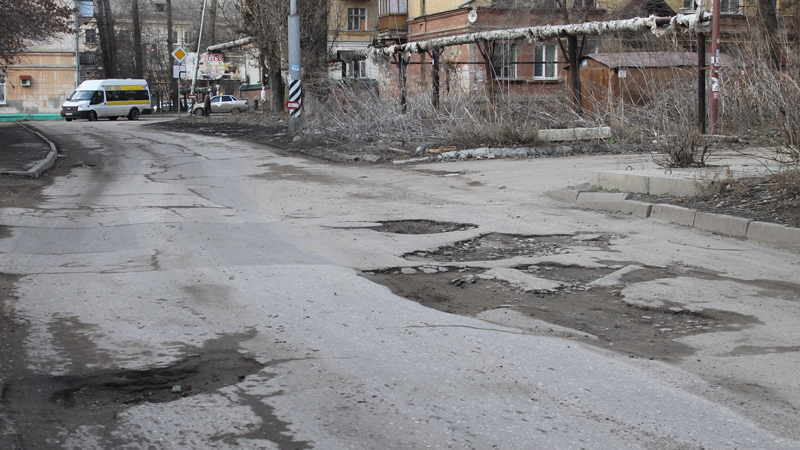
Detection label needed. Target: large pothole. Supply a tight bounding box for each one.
[362,264,760,362]
[403,233,618,262]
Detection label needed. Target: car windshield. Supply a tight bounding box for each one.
[68,90,95,101]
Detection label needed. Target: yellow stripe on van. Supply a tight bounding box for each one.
[107,100,151,105]
[104,85,146,91]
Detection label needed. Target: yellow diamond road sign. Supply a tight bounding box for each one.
[172,47,187,63]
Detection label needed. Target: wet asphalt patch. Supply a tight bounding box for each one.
[0,324,311,449]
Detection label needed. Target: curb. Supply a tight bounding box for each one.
[0,122,58,179]
[546,189,800,252]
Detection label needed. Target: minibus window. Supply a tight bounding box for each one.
[90,91,105,105]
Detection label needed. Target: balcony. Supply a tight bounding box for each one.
[378,0,408,34]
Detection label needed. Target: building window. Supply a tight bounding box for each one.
[534,44,558,79]
[154,2,166,12]
[721,0,739,13]
[79,51,95,65]
[347,59,367,78]
[573,0,594,7]
[491,43,517,79]
[84,28,96,45]
[348,8,367,30]
[0,81,6,106]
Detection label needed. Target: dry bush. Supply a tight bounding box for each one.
[296,78,597,151]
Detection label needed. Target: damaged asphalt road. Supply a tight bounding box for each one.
[1,118,799,449]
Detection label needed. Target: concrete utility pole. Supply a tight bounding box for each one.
[191,0,209,98]
[288,0,302,132]
[710,0,721,134]
[74,0,80,88]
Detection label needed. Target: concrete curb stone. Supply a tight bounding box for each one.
[0,122,58,179]
[546,187,797,252]
[693,212,752,238]
[745,221,800,251]
[650,204,696,227]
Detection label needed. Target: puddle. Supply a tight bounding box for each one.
[404,233,617,262]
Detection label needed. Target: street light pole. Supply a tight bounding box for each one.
[191,0,209,99]
[288,0,302,132]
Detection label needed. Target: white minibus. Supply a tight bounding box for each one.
[61,79,153,121]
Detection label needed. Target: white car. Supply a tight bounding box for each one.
[193,95,249,115]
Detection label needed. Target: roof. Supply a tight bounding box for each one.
[586,52,703,69]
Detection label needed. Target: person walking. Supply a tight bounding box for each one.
[203,92,212,117]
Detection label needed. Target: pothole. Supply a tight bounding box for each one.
[326,220,477,234]
[404,232,618,262]
[362,264,760,362]
[372,219,477,234]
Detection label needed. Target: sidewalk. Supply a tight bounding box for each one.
[0,122,58,178]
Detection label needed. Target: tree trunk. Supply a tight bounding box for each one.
[567,34,582,112]
[475,39,496,108]
[102,0,117,77]
[758,0,780,71]
[94,0,112,78]
[132,0,143,78]
[268,56,283,113]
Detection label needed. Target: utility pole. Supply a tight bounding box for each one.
[74,0,80,88]
[191,0,209,98]
[288,0,302,132]
[710,0,721,134]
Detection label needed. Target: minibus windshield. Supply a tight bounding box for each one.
[68,90,95,101]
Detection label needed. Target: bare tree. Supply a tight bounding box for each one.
[131,0,143,78]
[758,0,780,70]
[0,0,74,73]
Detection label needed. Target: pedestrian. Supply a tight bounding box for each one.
[260,86,266,111]
[203,91,211,117]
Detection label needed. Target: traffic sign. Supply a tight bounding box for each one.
[172,47,187,63]
[286,101,301,109]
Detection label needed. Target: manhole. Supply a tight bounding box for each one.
[403,233,616,262]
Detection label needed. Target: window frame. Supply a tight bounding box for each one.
[492,42,517,80]
[0,81,6,106]
[346,59,367,78]
[534,43,559,80]
[84,28,96,45]
[347,7,367,31]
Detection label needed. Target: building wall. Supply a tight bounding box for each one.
[2,51,77,115]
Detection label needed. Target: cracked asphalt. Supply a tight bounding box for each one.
[1,118,799,449]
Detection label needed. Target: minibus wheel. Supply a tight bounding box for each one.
[128,109,140,121]
[88,111,97,121]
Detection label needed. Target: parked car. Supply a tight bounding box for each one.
[192,95,248,116]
